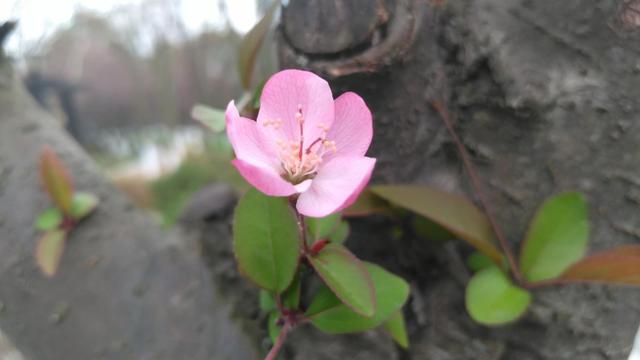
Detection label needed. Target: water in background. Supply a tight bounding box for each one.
[98,125,205,181]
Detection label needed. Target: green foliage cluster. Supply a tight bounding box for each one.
[35,148,99,277]
[196,1,639,356]
[233,189,411,352]
[350,185,640,326]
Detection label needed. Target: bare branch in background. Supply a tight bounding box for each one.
[0,21,17,51]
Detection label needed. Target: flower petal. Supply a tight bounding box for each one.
[257,69,334,150]
[226,101,278,168]
[232,159,297,197]
[324,92,373,161]
[294,179,312,193]
[296,156,376,217]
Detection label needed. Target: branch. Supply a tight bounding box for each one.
[290,196,309,254]
[264,320,291,360]
[432,100,524,284]
[0,21,17,52]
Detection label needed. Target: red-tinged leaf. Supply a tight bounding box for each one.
[308,243,376,317]
[558,245,640,285]
[238,1,278,90]
[40,147,74,215]
[36,229,67,277]
[343,189,389,217]
[370,185,503,264]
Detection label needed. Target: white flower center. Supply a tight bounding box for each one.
[263,104,336,184]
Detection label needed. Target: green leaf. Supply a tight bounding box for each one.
[465,266,531,325]
[304,285,340,318]
[329,221,350,244]
[412,216,454,242]
[466,252,496,272]
[259,290,276,312]
[238,1,278,89]
[383,311,409,349]
[69,192,99,220]
[233,189,300,292]
[308,213,350,244]
[283,270,301,309]
[559,245,640,285]
[35,208,63,231]
[520,192,589,282]
[306,263,410,334]
[40,147,74,214]
[252,79,266,109]
[268,311,281,344]
[308,243,375,317]
[35,229,67,277]
[308,213,341,241]
[343,189,389,217]
[191,104,226,132]
[370,185,503,264]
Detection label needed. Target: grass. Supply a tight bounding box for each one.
[150,138,247,227]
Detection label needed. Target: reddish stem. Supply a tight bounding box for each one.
[275,293,285,314]
[264,320,291,360]
[61,216,77,231]
[523,278,576,289]
[310,239,330,256]
[288,197,309,255]
[432,100,524,284]
[300,215,309,254]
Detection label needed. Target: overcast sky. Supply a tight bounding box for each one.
[0,0,258,56]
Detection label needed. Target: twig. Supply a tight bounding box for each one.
[237,90,254,115]
[431,100,524,284]
[263,198,310,360]
[0,21,17,50]
[275,294,284,314]
[523,278,573,289]
[299,214,309,254]
[290,197,310,254]
[264,320,291,360]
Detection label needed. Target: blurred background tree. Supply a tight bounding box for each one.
[3,0,273,224]
[2,0,640,359]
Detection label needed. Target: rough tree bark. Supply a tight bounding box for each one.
[2,0,640,358]
[273,0,640,359]
[0,47,262,359]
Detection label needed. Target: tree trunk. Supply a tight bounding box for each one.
[2,0,640,357]
[276,0,640,359]
[0,55,261,360]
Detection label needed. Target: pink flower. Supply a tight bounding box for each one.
[226,69,376,218]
